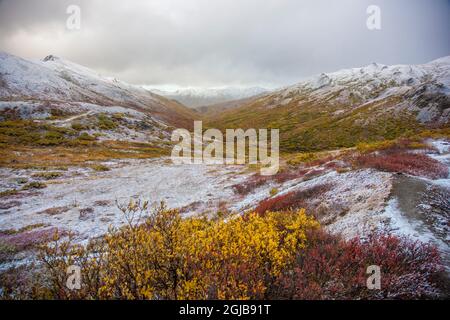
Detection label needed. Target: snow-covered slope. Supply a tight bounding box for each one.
[150,86,268,108]
[270,56,450,124]
[0,52,195,128]
[294,56,449,92]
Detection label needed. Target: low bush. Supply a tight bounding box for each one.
[356,138,431,154]
[91,164,110,172]
[232,174,270,195]
[273,168,309,183]
[271,230,443,299]
[32,172,63,180]
[0,189,19,198]
[0,227,59,264]
[0,203,445,300]
[0,227,58,253]
[254,184,333,215]
[14,204,319,299]
[0,120,80,147]
[71,122,88,131]
[303,168,327,180]
[21,182,47,190]
[36,131,68,146]
[97,114,118,130]
[287,152,318,166]
[232,168,310,195]
[356,151,448,179]
[78,132,96,141]
[1,203,444,300]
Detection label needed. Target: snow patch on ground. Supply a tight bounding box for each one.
[0,159,248,244]
[382,198,450,270]
[425,139,450,186]
[383,199,437,243]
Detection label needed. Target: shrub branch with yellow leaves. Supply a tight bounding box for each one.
[26,202,318,300]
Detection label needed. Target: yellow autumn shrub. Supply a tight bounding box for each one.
[33,201,319,300]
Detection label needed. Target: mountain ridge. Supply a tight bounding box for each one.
[207,56,450,152]
[0,51,196,129]
[149,86,268,108]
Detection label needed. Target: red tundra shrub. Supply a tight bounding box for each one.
[0,227,59,251]
[303,168,327,180]
[356,151,448,179]
[273,168,309,183]
[308,155,335,167]
[254,184,332,215]
[271,231,443,300]
[232,174,270,195]
[232,169,310,195]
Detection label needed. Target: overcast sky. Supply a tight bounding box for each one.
[0,0,449,88]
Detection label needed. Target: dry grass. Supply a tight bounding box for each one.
[356,138,435,154]
[0,140,169,169]
[0,189,19,198]
[0,119,170,169]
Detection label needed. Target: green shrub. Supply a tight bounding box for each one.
[32,172,63,180]
[97,114,117,130]
[22,182,47,190]
[91,164,110,172]
[287,152,318,165]
[71,122,87,131]
[78,132,96,141]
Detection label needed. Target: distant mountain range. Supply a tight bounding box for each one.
[148,86,268,108]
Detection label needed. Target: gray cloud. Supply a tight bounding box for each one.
[0,0,449,87]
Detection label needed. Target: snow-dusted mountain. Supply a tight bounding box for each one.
[0,52,195,128]
[149,86,268,108]
[208,56,450,151]
[274,56,450,123]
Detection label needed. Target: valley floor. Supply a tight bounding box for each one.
[0,140,449,275]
